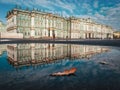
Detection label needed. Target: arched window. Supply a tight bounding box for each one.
[28,32,30,35]
[24,32,27,35]
[35,31,37,35]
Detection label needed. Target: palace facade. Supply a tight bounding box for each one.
[0,20,23,38]
[6,7,113,39]
[0,20,6,32]
[113,31,120,39]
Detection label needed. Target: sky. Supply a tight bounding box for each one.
[0,0,120,31]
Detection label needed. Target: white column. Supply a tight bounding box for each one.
[31,44,35,61]
[31,13,35,38]
[46,19,48,28]
[14,47,17,62]
[31,17,34,26]
[31,30,35,37]
[50,30,52,37]
[14,15,17,25]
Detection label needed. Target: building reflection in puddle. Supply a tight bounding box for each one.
[7,43,109,68]
[0,44,7,55]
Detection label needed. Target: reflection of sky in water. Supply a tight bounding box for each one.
[0,44,120,90]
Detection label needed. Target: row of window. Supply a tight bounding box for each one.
[17,14,62,23]
[17,14,30,20]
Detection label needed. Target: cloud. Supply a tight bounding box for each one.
[0,0,76,14]
[94,0,99,8]
[82,3,91,9]
[0,0,21,5]
[80,3,93,15]
[55,0,76,13]
[95,12,106,21]
[106,5,120,18]
[62,11,69,17]
[103,4,120,30]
